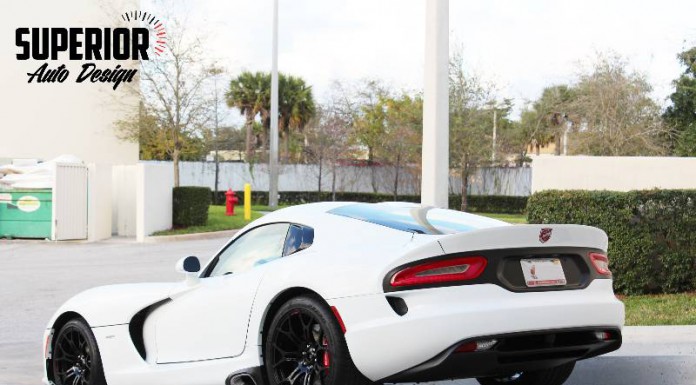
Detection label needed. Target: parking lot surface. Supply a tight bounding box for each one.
[1,236,694,385]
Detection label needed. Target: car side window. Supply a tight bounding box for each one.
[208,223,290,277]
[283,225,315,256]
[283,225,303,256]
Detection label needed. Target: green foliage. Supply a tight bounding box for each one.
[116,108,207,161]
[517,85,576,157]
[527,190,696,294]
[664,47,696,155]
[226,71,315,162]
[451,195,528,214]
[212,190,527,214]
[351,80,391,162]
[173,187,212,227]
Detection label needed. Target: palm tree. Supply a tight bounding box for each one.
[226,71,268,161]
[278,75,316,161]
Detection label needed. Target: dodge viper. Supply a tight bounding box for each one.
[42,202,624,385]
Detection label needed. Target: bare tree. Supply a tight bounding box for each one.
[448,49,500,211]
[305,88,354,201]
[383,94,422,200]
[567,53,667,155]
[118,19,213,187]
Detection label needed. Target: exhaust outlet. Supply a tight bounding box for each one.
[225,368,263,385]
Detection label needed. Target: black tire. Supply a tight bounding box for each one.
[264,295,372,385]
[51,319,107,385]
[477,362,575,385]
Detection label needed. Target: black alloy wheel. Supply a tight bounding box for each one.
[51,319,106,385]
[264,296,372,385]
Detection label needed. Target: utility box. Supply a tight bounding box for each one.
[0,189,53,239]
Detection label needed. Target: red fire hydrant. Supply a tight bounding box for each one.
[225,189,239,216]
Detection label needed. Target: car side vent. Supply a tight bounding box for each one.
[129,298,171,360]
[386,296,409,316]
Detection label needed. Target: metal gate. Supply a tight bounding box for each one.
[52,163,88,240]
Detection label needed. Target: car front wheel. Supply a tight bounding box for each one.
[264,295,372,385]
[51,318,107,385]
[477,362,576,385]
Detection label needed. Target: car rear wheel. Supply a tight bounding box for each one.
[51,319,106,385]
[477,362,575,385]
[264,295,373,385]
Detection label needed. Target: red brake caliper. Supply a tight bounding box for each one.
[322,336,330,369]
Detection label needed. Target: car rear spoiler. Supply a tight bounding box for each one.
[437,224,608,255]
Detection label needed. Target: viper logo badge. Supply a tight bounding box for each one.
[539,228,552,243]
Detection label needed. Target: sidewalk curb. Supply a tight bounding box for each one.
[145,229,239,243]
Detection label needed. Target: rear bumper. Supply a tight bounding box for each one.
[328,279,624,381]
[382,327,622,382]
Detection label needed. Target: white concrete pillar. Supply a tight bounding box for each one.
[87,164,113,242]
[269,0,280,207]
[421,0,450,208]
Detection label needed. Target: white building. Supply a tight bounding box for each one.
[0,0,139,241]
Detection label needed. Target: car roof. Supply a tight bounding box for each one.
[253,201,508,235]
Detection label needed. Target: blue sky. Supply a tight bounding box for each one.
[149,0,696,121]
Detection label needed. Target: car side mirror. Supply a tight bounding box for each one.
[176,256,200,286]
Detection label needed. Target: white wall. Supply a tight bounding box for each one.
[0,0,138,165]
[88,164,112,241]
[136,163,173,241]
[531,155,696,192]
[112,165,137,237]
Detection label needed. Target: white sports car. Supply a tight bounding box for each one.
[43,202,624,385]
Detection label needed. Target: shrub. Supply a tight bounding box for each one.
[173,186,212,227]
[527,190,696,295]
[212,190,527,214]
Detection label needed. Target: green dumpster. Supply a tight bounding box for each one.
[0,189,52,239]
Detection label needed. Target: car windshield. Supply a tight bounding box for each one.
[328,203,508,235]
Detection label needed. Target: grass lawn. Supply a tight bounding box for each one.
[154,205,263,236]
[477,212,527,224]
[621,293,696,326]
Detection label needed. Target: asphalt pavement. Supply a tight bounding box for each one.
[1,235,694,385]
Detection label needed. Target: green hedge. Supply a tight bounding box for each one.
[527,190,696,295]
[212,190,527,214]
[173,187,212,227]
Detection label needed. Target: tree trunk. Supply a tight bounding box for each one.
[393,152,401,201]
[173,148,181,188]
[460,153,469,212]
[260,131,268,163]
[214,150,220,204]
[368,146,378,193]
[331,161,337,201]
[283,129,291,163]
[554,134,562,156]
[317,155,323,202]
[245,111,254,162]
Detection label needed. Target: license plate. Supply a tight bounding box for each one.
[520,258,567,287]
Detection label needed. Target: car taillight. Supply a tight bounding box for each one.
[589,253,611,276]
[390,256,487,287]
[455,339,498,353]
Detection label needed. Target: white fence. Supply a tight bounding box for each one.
[146,161,531,197]
[114,156,696,239]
